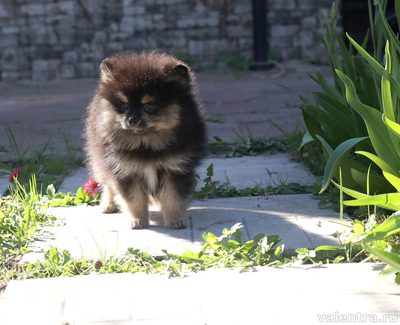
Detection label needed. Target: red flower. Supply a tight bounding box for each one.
[9,168,21,182]
[94,260,102,269]
[84,178,100,197]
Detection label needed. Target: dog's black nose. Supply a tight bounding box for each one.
[128,116,140,126]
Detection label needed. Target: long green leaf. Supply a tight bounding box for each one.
[383,114,400,137]
[362,212,400,243]
[319,136,369,193]
[355,65,381,112]
[313,93,355,137]
[331,180,368,199]
[347,33,384,75]
[315,71,347,106]
[350,169,395,194]
[349,34,400,100]
[314,92,354,123]
[336,33,357,82]
[336,70,400,172]
[355,151,398,176]
[299,102,348,147]
[315,134,333,161]
[332,180,400,211]
[298,103,327,143]
[379,5,400,53]
[299,131,314,150]
[396,0,400,33]
[381,42,400,153]
[344,193,400,207]
[383,171,400,192]
[364,245,400,270]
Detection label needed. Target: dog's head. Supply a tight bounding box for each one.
[97,51,194,135]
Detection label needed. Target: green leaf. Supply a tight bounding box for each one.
[296,248,309,254]
[383,171,400,192]
[344,193,400,207]
[383,114,400,137]
[0,162,15,172]
[299,131,314,150]
[337,70,400,172]
[206,163,214,177]
[314,71,347,106]
[46,184,56,198]
[314,246,345,252]
[62,250,71,265]
[319,136,368,193]
[355,151,398,176]
[347,33,384,76]
[45,247,61,266]
[359,213,400,244]
[336,33,357,82]
[350,168,395,194]
[315,134,333,159]
[313,92,355,136]
[363,244,400,270]
[202,232,222,254]
[354,222,365,234]
[379,5,400,54]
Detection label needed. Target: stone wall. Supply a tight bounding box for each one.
[0,0,339,81]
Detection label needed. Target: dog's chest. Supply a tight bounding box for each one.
[142,165,158,193]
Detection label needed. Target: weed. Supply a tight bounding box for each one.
[207,114,226,124]
[194,163,313,200]
[209,123,306,159]
[63,129,79,163]
[175,51,196,67]
[1,128,83,194]
[218,53,253,71]
[4,125,28,165]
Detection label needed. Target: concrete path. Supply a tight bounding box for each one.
[19,154,333,264]
[1,62,400,324]
[58,154,316,195]
[1,264,399,325]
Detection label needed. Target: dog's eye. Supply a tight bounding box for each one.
[143,103,155,113]
[120,103,129,112]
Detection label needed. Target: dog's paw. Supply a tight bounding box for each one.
[130,218,150,229]
[101,203,119,214]
[165,217,188,229]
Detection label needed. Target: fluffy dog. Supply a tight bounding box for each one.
[84,51,207,229]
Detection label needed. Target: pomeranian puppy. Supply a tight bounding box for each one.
[84,51,207,229]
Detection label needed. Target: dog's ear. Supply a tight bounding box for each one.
[100,58,114,83]
[166,64,189,86]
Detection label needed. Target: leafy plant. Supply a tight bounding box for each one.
[298,1,398,196]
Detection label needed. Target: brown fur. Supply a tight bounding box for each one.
[84,51,207,229]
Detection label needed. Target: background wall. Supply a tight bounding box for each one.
[0,0,339,81]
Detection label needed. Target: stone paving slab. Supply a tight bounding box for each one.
[0,172,8,197]
[55,154,316,196]
[22,194,346,263]
[1,264,399,325]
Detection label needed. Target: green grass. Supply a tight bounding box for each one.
[0,126,83,193]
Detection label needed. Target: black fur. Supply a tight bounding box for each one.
[84,51,207,229]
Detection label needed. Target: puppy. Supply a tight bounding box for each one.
[84,51,207,229]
